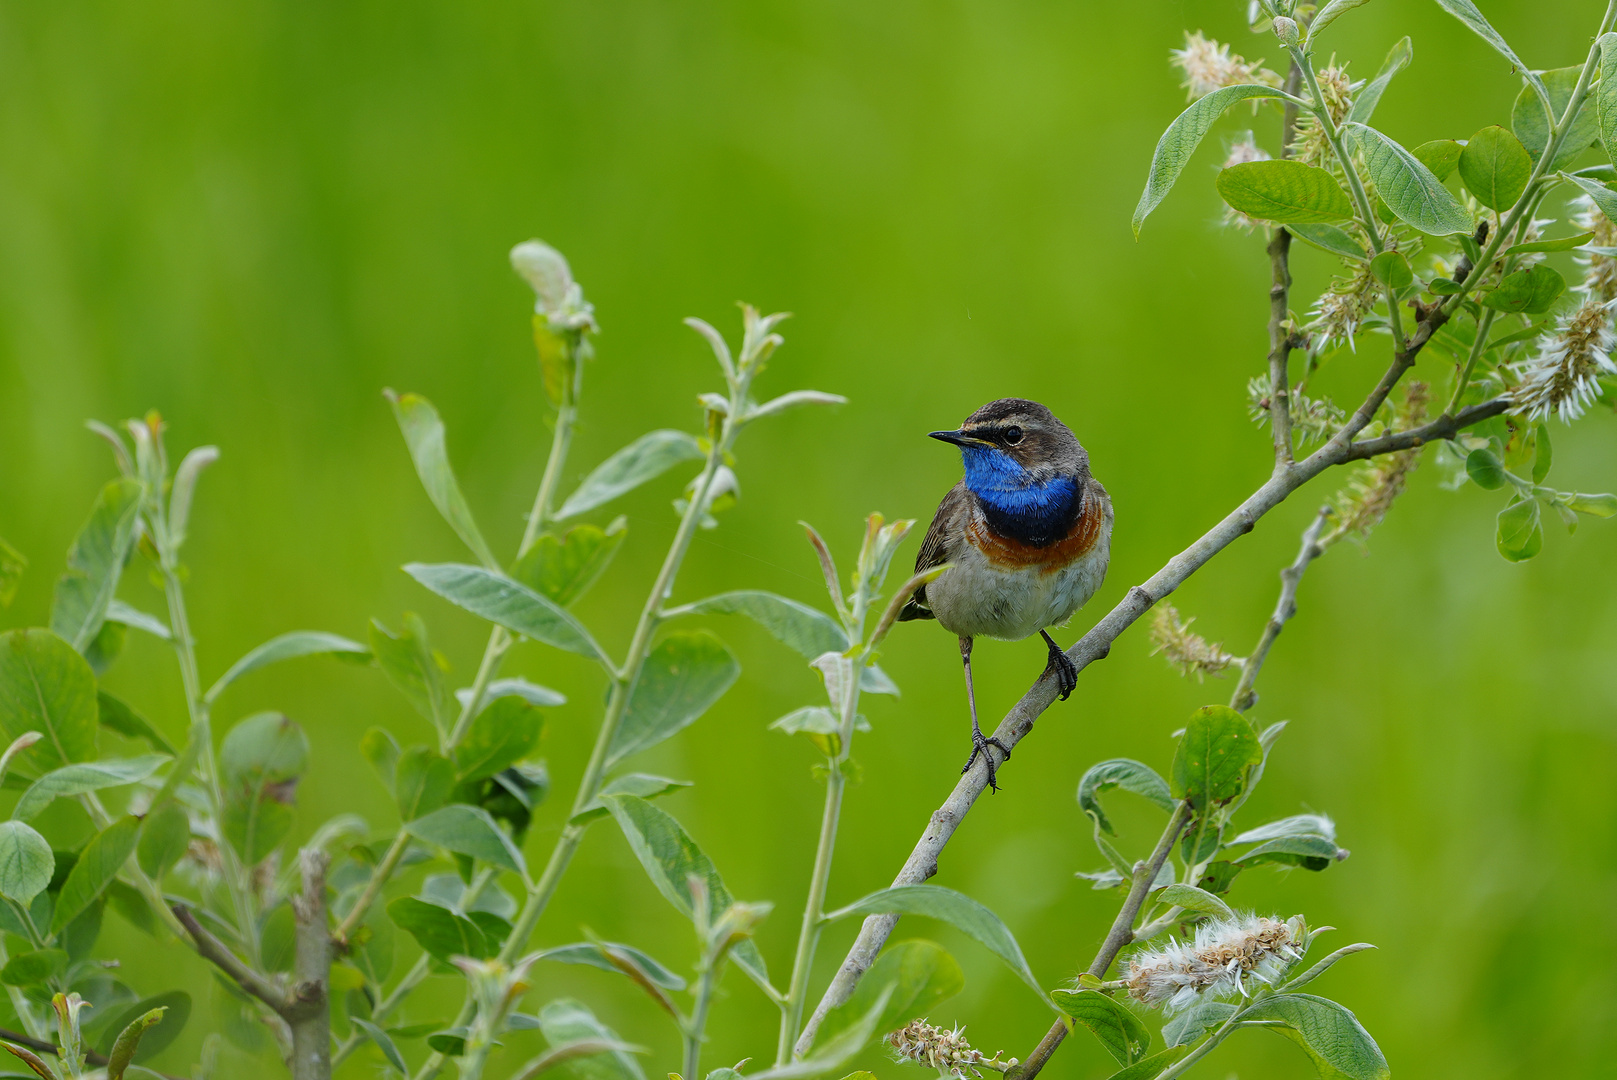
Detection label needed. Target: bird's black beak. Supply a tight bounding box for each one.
[929,429,993,448]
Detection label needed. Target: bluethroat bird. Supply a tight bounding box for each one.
[898,398,1113,792]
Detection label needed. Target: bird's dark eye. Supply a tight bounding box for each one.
[1003,426,1024,446]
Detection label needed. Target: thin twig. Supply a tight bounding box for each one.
[1229,508,1329,711]
[173,904,290,1014]
[1266,60,1305,465]
[1007,804,1192,1080]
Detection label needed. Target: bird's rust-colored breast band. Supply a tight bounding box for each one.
[968,493,1105,572]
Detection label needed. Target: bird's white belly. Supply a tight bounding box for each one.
[927,531,1111,641]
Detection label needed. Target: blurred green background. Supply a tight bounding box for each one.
[2,0,1615,1076]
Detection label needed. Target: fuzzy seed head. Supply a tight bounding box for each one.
[1305,257,1379,353]
[1289,63,1357,166]
[886,1020,1014,1078]
[1572,195,1617,302]
[1124,913,1304,1013]
[1248,373,1345,445]
[1512,298,1617,423]
[1170,31,1282,101]
[1326,382,1428,545]
[1149,605,1241,680]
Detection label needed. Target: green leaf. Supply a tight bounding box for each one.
[1346,37,1413,127]
[1482,265,1566,314]
[1170,706,1262,808]
[510,519,628,607]
[136,800,191,879]
[1561,172,1617,222]
[1133,84,1290,237]
[1051,989,1150,1066]
[1154,883,1235,920]
[1162,1000,1238,1048]
[555,430,706,521]
[106,1006,169,1080]
[167,443,219,552]
[1344,124,1472,235]
[454,696,543,783]
[1235,834,1346,870]
[1567,492,1617,517]
[385,389,498,568]
[220,713,308,864]
[1497,499,1543,561]
[1458,126,1532,210]
[395,747,457,821]
[1369,251,1412,291]
[601,795,769,989]
[1599,33,1617,166]
[1285,943,1377,992]
[606,631,740,769]
[1505,231,1594,255]
[0,630,100,771]
[535,941,688,991]
[369,615,453,732]
[95,692,173,755]
[1411,140,1463,183]
[814,940,964,1052]
[0,822,52,903]
[459,678,566,712]
[1308,0,1370,40]
[677,590,846,658]
[1102,1047,1186,1080]
[1432,0,1549,112]
[0,949,65,987]
[361,726,401,793]
[570,774,691,825]
[1077,759,1174,835]
[104,600,169,640]
[827,883,1041,997]
[1466,449,1508,490]
[51,478,143,653]
[385,896,488,962]
[404,563,609,665]
[95,992,190,1063]
[352,1018,409,1076]
[1531,424,1553,484]
[13,755,168,822]
[1216,161,1354,223]
[50,816,138,935]
[535,1000,646,1080]
[0,538,24,610]
[1513,67,1600,170]
[205,630,369,705]
[406,804,526,875]
[1484,320,1551,353]
[1284,223,1367,260]
[1237,994,1389,1080]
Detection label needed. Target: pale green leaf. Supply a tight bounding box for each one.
[1077,759,1174,835]
[51,816,139,934]
[404,563,609,665]
[1458,125,1532,210]
[534,1000,646,1080]
[205,631,369,705]
[1154,883,1235,920]
[1051,989,1150,1066]
[555,430,705,521]
[1237,993,1389,1080]
[510,519,627,607]
[1346,37,1412,126]
[0,822,53,903]
[51,478,143,652]
[605,631,739,769]
[1344,123,1473,235]
[13,755,168,823]
[1285,223,1367,260]
[827,884,1041,998]
[1513,66,1600,170]
[0,629,99,769]
[385,389,498,568]
[1216,160,1354,223]
[1170,705,1262,808]
[405,804,527,875]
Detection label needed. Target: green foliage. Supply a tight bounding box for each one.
[0,630,100,771]
[386,389,500,569]
[1215,161,1354,224]
[510,519,628,607]
[1134,84,1290,236]
[219,712,308,864]
[1051,988,1150,1066]
[1238,994,1389,1080]
[605,631,740,768]
[1512,67,1599,169]
[49,478,142,654]
[1171,706,1262,808]
[405,563,609,664]
[828,884,1040,997]
[814,941,962,1053]
[1457,125,1531,210]
[51,817,138,935]
[405,804,527,875]
[1344,123,1473,235]
[1077,759,1174,835]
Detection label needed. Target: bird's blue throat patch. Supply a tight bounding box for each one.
[959,446,1082,547]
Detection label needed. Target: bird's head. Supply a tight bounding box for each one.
[929,398,1087,490]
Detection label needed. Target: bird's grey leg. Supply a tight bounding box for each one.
[1040,629,1079,701]
[959,635,1010,792]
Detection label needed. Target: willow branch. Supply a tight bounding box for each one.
[1266,60,1305,465]
[0,1028,193,1080]
[795,306,1463,1053]
[174,904,290,1015]
[1229,507,1329,711]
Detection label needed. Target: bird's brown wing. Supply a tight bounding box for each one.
[898,481,971,622]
